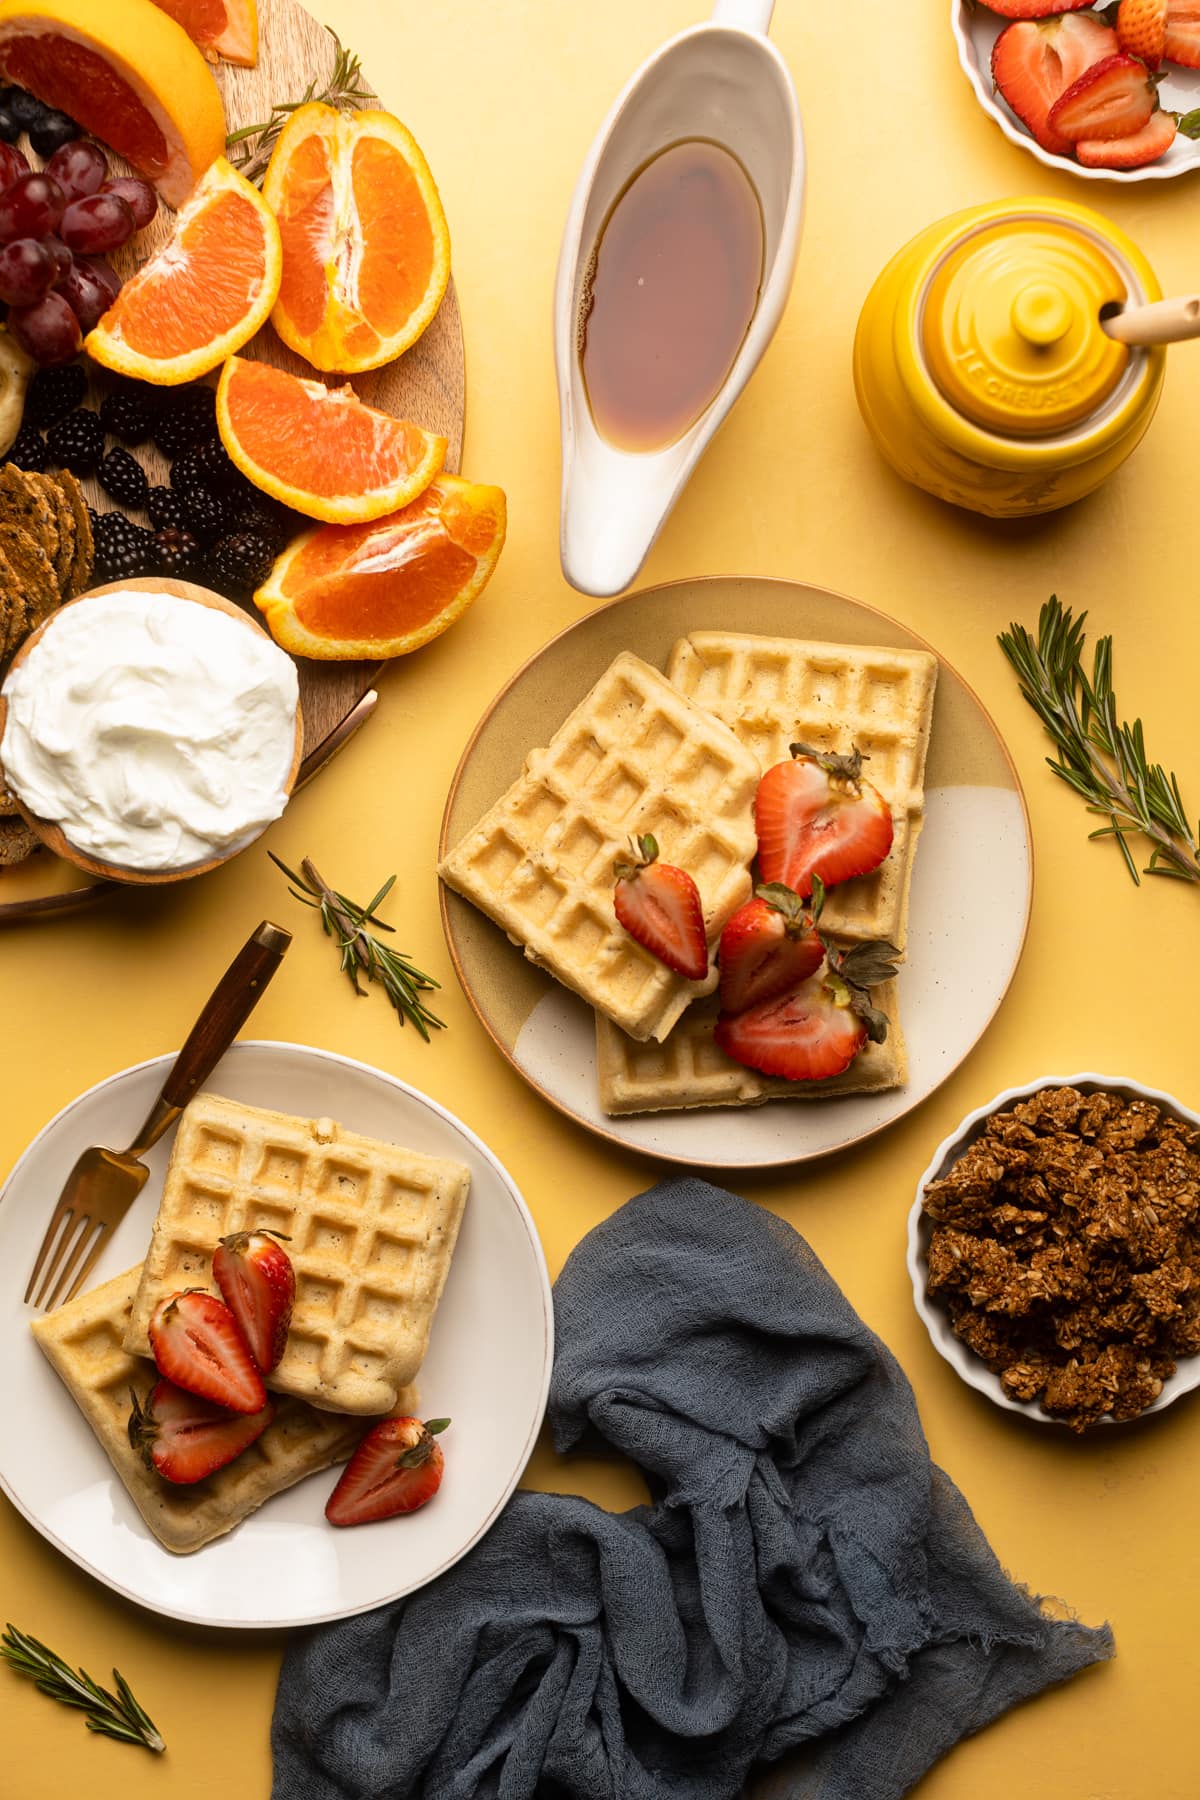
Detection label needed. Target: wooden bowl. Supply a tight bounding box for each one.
[0,578,304,885]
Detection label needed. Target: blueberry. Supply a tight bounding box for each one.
[28,110,78,158]
[0,105,18,145]
[5,88,46,131]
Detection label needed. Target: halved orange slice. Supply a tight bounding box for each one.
[0,0,226,207]
[85,158,281,383]
[262,103,451,374]
[254,474,506,660]
[149,0,256,66]
[217,355,447,523]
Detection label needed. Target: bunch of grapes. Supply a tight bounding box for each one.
[0,112,157,367]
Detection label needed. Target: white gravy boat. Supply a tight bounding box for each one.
[554,0,804,598]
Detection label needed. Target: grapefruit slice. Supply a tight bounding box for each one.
[216,355,447,523]
[85,158,281,383]
[263,103,451,374]
[0,0,225,207]
[254,475,506,660]
[149,0,257,66]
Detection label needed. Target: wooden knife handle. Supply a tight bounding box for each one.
[160,920,292,1110]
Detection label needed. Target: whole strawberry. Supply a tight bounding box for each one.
[1117,0,1167,68]
[612,834,709,981]
[128,1378,274,1485]
[325,1416,449,1527]
[213,1228,295,1374]
[148,1289,266,1414]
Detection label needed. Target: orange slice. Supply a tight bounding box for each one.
[216,355,447,523]
[262,103,451,374]
[0,0,225,207]
[149,0,256,66]
[254,474,506,660]
[85,159,280,384]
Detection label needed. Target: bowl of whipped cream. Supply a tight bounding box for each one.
[0,579,303,883]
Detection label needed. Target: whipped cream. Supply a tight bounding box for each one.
[1,589,300,872]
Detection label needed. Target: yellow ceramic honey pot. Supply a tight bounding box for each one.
[852,195,1195,519]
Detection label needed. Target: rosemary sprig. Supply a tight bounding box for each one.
[998,595,1200,887]
[225,31,376,185]
[1,1625,164,1753]
[271,854,445,1039]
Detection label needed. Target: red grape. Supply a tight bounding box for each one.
[39,233,71,280]
[78,254,121,306]
[59,192,133,255]
[54,258,115,331]
[8,289,82,364]
[0,141,27,191]
[0,235,55,305]
[101,175,155,231]
[0,172,64,241]
[43,139,107,204]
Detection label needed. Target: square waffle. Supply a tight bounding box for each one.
[666,632,938,950]
[594,983,907,1115]
[31,1264,379,1555]
[124,1095,469,1416]
[438,651,760,1042]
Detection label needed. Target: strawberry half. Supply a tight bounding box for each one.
[1118,0,1168,68]
[1164,0,1200,68]
[1077,107,1177,164]
[754,744,893,899]
[612,834,708,981]
[714,939,900,1083]
[128,1378,274,1485]
[148,1290,267,1415]
[718,883,823,1014]
[992,13,1119,154]
[325,1416,449,1526]
[1048,54,1158,143]
[213,1229,295,1374]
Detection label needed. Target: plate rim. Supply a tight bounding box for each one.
[436,572,1035,1171]
[0,1038,554,1632]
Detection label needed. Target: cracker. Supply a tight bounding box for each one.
[53,471,93,597]
[0,815,39,865]
[0,541,27,664]
[30,473,75,595]
[0,519,58,635]
[0,464,58,571]
[0,758,19,818]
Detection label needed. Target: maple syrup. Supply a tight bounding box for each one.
[579,139,764,453]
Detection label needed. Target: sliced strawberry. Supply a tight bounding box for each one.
[1118,0,1168,68]
[1049,55,1158,143]
[213,1229,295,1374]
[612,834,708,981]
[718,883,823,1014]
[325,1416,449,1526]
[1077,106,1177,163]
[714,938,900,1083]
[992,13,1119,155]
[985,0,1096,15]
[754,744,893,899]
[128,1378,274,1485]
[148,1290,267,1415]
[1164,0,1200,67]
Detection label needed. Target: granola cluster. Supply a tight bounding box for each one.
[922,1086,1200,1431]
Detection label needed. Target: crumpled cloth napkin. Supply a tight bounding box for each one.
[272,1178,1112,1800]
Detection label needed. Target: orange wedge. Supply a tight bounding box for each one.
[149,0,256,66]
[254,474,506,660]
[216,355,447,523]
[263,103,451,374]
[0,0,225,207]
[85,159,280,383]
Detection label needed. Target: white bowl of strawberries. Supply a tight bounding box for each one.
[954,0,1200,180]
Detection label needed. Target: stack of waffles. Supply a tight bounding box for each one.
[440,633,938,1116]
[31,1093,469,1553]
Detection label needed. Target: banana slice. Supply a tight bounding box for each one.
[0,331,34,458]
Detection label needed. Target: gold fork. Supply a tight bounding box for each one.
[24,918,292,1311]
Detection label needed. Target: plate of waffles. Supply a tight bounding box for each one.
[438,575,1032,1169]
[0,1041,552,1628]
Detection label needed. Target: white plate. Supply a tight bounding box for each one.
[0,1041,553,1629]
[907,1071,1200,1427]
[954,1,1200,184]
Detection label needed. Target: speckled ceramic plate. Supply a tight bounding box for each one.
[438,576,1033,1170]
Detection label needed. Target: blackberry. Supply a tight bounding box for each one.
[98,446,149,509]
[99,381,160,445]
[7,424,48,472]
[45,407,104,477]
[92,511,158,582]
[153,385,217,457]
[208,531,274,594]
[180,484,229,545]
[153,526,201,576]
[146,485,187,531]
[25,363,88,428]
[234,500,291,554]
[168,446,207,492]
[193,437,240,492]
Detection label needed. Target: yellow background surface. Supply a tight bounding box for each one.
[2,1,1199,1795]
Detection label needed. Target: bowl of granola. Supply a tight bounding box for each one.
[907,1075,1200,1431]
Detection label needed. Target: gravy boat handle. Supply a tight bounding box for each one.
[710,0,775,32]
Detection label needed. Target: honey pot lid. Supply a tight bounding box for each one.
[922,217,1131,437]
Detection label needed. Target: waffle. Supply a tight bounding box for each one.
[124,1094,469,1416]
[439,652,760,1043]
[31,1264,384,1555]
[666,632,937,950]
[595,982,907,1115]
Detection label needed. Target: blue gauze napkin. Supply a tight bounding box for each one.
[272,1177,1113,1799]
